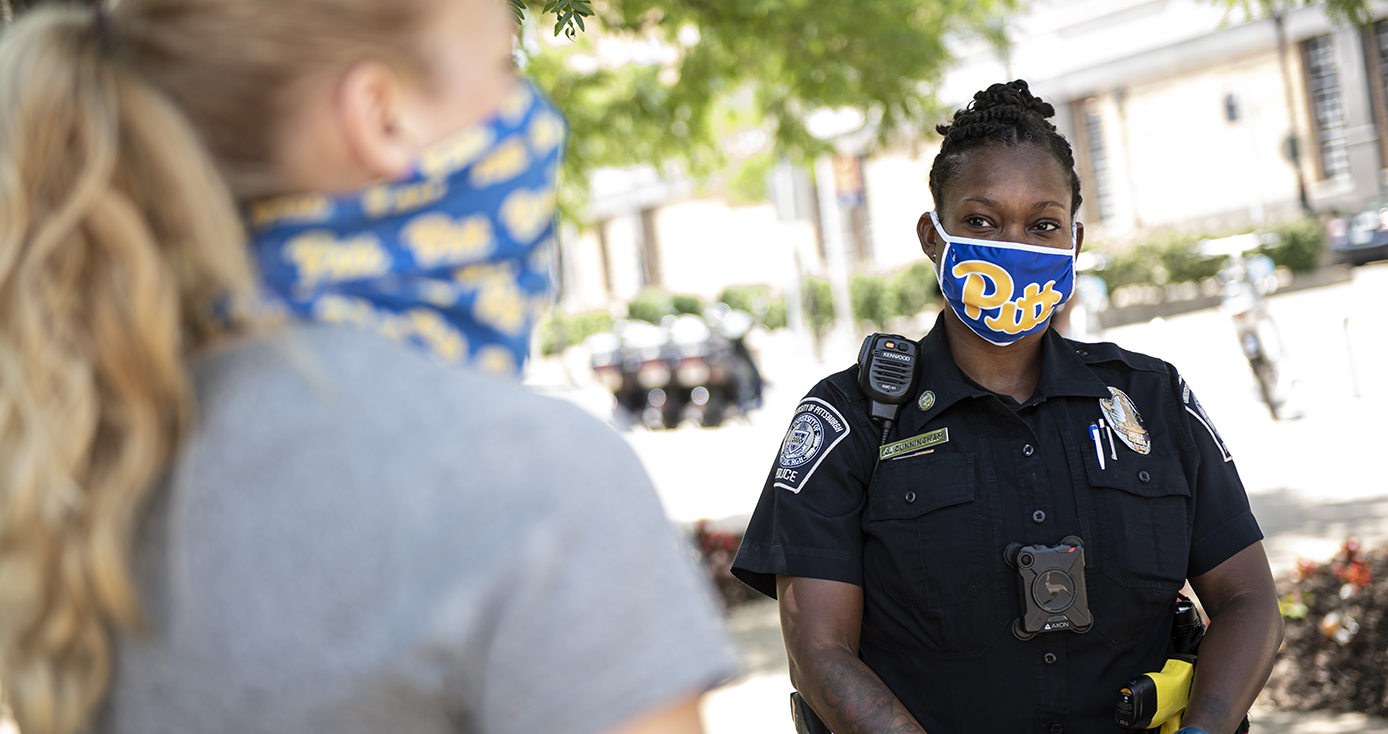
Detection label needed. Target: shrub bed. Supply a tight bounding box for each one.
[1262,537,1388,715]
[1091,217,1325,295]
[693,521,759,609]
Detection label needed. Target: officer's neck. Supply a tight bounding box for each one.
[940,311,1045,404]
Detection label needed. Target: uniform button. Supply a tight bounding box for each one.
[1044,652,1057,664]
[1050,724,1064,734]
[1075,349,1089,357]
[1139,470,1151,483]
[1032,510,1046,524]
[1023,444,1035,457]
[905,491,917,503]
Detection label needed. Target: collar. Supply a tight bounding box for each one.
[904,311,1112,430]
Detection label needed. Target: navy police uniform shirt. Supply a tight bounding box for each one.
[731,312,1262,734]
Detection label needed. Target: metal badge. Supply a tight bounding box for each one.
[917,389,936,412]
[1099,387,1151,455]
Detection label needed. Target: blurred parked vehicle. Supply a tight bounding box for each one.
[586,320,673,429]
[1202,233,1287,419]
[585,308,763,430]
[1325,205,1388,266]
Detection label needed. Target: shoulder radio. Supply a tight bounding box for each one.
[856,333,919,445]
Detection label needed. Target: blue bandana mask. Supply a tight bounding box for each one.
[246,79,566,377]
[929,211,1077,346]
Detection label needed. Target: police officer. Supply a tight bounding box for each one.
[731,80,1284,734]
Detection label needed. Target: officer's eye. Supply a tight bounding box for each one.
[964,215,991,228]
[1033,221,1061,232]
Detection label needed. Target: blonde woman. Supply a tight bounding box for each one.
[0,2,735,734]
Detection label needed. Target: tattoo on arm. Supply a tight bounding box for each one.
[820,659,923,734]
[1196,695,1233,733]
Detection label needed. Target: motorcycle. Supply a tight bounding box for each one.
[585,308,764,430]
[688,307,765,428]
[1202,233,1286,419]
[586,320,680,429]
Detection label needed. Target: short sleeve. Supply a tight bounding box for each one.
[731,370,879,598]
[1171,367,1264,578]
[420,402,738,734]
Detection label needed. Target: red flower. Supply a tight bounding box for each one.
[1334,559,1372,589]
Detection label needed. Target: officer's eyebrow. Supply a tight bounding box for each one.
[961,197,1068,212]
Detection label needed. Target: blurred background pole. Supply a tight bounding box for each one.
[2,0,13,26]
[771,161,807,342]
[814,154,857,358]
[1272,5,1312,214]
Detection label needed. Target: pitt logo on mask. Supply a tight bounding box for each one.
[929,211,1076,347]
[283,231,392,289]
[952,261,1065,335]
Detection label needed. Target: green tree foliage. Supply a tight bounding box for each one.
[1214,0,1376,26]
[518,0,1017,212]
[511,0,594,39]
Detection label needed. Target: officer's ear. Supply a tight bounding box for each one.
[917,212,939,263]
[1074,221,1086,255]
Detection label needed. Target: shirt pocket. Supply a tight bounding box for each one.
[1083,448,1191,591]
[864,452,992,608]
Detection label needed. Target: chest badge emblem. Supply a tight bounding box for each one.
[917,390,936,412]
[1099,387,1151,455]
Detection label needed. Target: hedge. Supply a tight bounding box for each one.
[1092,217,1325,293]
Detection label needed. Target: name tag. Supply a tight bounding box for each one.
[879,427,949,461]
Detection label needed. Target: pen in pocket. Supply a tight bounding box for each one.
[1089,423,1106,470]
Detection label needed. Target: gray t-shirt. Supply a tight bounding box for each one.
[99,325,737,734]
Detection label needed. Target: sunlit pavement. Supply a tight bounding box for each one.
[530,262,1388,734]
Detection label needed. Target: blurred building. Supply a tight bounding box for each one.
[558,0,1388,313]
[948,0,1388,240]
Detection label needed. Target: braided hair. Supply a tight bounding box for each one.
[928,79,1083,216]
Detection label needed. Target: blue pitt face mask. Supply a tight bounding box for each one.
[929,211,1077,347]
[246,79,566,378]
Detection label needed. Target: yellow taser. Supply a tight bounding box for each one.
[1115,655,1196,733]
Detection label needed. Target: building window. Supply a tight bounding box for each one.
[1304,35,1351,179]
[1369,20,1388,166]
[1080,97,1116,222]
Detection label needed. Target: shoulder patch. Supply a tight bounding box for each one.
[1181,376,1232,462]
[774,397,852,493]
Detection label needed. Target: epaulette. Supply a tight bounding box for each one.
[1065,338,1169,374]
[823,363,874,412]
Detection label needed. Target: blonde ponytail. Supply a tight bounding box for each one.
[0,6,253,733]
